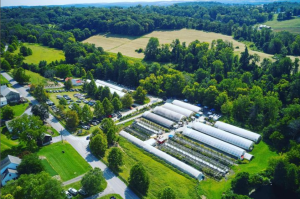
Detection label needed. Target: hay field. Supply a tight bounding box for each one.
[265,14,300,34]
[83,29,296,62]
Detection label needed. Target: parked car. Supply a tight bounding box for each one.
[56,95,62,99]
[85,136,90,141]
[78,188,87,195]
[65,191,73,199]
[76,100,81,103]
[117,114,122,118]
[83,100,89,104]
[82,125,90,130]
[68,188,78,196]
[132,104,137,108]
[112,113,117,117]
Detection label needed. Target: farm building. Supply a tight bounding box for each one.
[142,111,175,128]
[192,122,254,151]
[1,97,7,106]
[182,128,246,160]
[1,85,20,103]
[120,130,205,181]
[214,121,261,143]
[162,103,194,117]
[153,106,186,122]
[86,79,126,97]
[1,155,22,186]
[172,100,201,112]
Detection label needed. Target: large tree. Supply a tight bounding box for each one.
[129,163,150,195]
[65,110,79,129]
[64,79,73,90]
[1,105,14,120]
[158,187,176,199]
[102,97,114,116]
[31,104,49,121]
[82,104,93,123]
[144,37,159,60]
[133,86,147,104]
[1,59,11,71]
[121,93,133,109]
[112,97,123,112]
[89,133,107,157]
[17,153,44,174]
[33,84,48,103]
[231,172,250,195]
[13,67,30,84]
[100,118,115,134]
[108,147,124,172]
[94,100,104,118]
[81,168,106,196]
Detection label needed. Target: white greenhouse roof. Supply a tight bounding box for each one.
[95,80,125,92]
[192,122,254,151]
[143,111,175,128]
[86,79,125,97]
[172,100,201,112]
[182,128,246,159]
[120,130,204,180]
[144,138,157,146]
[214,121,261,143]
[162,103,194,117]
[153,106,186,122]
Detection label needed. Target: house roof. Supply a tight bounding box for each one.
[65,77,72,82]
[1,87,19,97]
[1,97,7,102]
[0,155,22,171]
[1,168,18,181]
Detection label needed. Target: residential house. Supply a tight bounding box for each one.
[1,155,22,186]
[1,85,20,104]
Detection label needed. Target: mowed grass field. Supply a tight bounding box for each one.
[0,132,19,153]
[265,14,300,34]
[103,137,199,199]
[198,141,277,199]
[10,69,48,85]
[82,29,297,62]
[14,43,65,64]
[37,142,91,181]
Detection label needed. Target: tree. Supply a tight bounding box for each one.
[102,97,114,116]
[1,105,14,120]
[71,103,82,120]
[100,118,115,134]
[31,104,49,121]
[121,93,133,109]
[231,172,250,195]
[59,97,67,106]
[17,153,44,174]
[1,171,65,199]
[112,97,123,112]
[108,147,124,172]
[89,133,107,157]
[158,187,176,199]
[81,168,106,196]
[101,86,112,101]
[33,84,48,103]
[64,79,73,90]
[129,163,150,195]
[107,128,116,145]
[13,67,30,84]
[133,86,147,104]
[82,104,93,123]
[1,59,11,71]
[94,100,105,118]
[144,37,159,60]
[66,110,79,129]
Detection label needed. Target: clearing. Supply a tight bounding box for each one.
[197,141,277,199]
[103,137,199,199]
[264,14,300,34]
[82,29,297,62]
[37,142,91,181]
[13,43,65,64]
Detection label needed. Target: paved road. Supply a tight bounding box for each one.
[116,113,144,125]
[1,72,139,199]
[63,174,84,186]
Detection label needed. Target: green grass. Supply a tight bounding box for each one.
[64,181,82,190]
[10,69,48,85]
[37,142,91,181]
[98,194,123,199]
[14,43,65,64]
[41,159,58,176]
[11,103,29,117]
[0,132,19,153]
[264,14,300,34]
[1,74,9,85]
[102,137,199,199]
[47,126,60,137]
[197,141,277,199]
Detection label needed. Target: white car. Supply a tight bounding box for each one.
[78,188,87,196]
[65,191,72,199]
[68,188,78,196]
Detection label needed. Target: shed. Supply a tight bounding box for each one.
[162,103,194,117]
[142,111,175,128]
[153,106,186,122]
[172,100,201,112]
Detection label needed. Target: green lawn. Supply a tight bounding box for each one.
[265,14,300,34]
[41,159,58,176]
[98,194,123,199]
[11,103,29,117]
[103,137,199,199]
[197,141,277,199]
[37,142,91,181]
[0,132,19,153]
[10,69,48,85]
[1,74,9,85]
[14,43,65,64]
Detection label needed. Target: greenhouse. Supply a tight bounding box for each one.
[172,100,201,112]
[120,130,205,180]
[86,79,126,97]
[192,122,254,151]
[162,103,194,117]
[214,121,261,143]
[182,128,246,159]
[153,107,186,122]
[142,111,175,128]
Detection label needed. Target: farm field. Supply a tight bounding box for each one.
[13,43,65,64]
[37,142,91,181]
[264,14,300,34]
[102,137,199,199]
[82,29,297,62]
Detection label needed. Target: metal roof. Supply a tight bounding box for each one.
[142,111,175,128]
[86,79,126,97]
[153,106,186,122]
[162,103,194,117]
[172,100,201,112]
[1,155,21,171]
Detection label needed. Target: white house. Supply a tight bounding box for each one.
[1,85,20,103]
[1,155,22,186]
[0,97,7,106]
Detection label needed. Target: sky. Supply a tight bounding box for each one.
[1,0,192,7]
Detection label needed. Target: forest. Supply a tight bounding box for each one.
[1,1,300,199]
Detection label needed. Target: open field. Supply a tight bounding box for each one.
[265,14,300,34]
[37,142,91,181]
[83,29,297,62]
[103,137,199,199]
[11,103,29,117]
[0,131,19,153]
[14,43,65,64]
[197,141,277,199]
[10,69,48,85]
[1,74,9,85]
[41,159,58,176]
